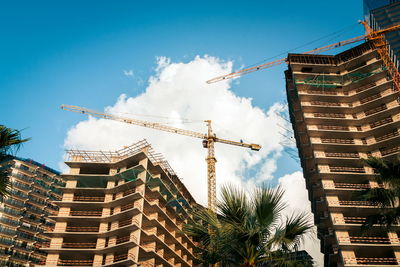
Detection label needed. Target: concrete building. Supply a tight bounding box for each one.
[285,41,400,266]
[0,157,63,267]
[364,0,400,69]
[42,139,198,267]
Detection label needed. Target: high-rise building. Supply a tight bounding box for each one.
[42,139,198,267]
[0,157,64,267]
[285,41,400,266]
[364,0,400,69]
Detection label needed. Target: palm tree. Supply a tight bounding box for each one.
[0,125,30,197]
[184,184,313,267]
[353,156,400,230]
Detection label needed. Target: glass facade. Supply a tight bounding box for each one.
[363,0,400,69]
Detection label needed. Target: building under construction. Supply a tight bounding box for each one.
[285,41,400,266]
[41,139,198,266]
[0,157,64,267]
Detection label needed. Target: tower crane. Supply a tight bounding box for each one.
[206,21,400,92]
[61,104,261,212]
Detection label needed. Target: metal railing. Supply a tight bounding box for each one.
[381,145,400,156]
[65,226,99,232]
[344,257,398,265]
[365,104,387,116]
[360,93,381,104]
[329,200,378,207]
[329,166,365,173]
[370,116,393,128]
[73,196,105,202]
[375,130,399,142]
[317,125,349,131]
[321,138,354,144]
[314,113,346,118]
[325,152,359,158]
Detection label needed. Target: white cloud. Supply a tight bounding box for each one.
[63,55,321,263]
[64,55,287,204]
[123,70,134,76]
[279,171,324,266]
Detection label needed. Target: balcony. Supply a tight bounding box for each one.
[306,89,337,95]
[65,226,99,232]
[334,183,376,190]
[365,104,387,116]
[338,236,396,245]
[325,152,359,158]
[115,235,130,245]
[360,93,381,104]
[329,166,365,173]
[322,138,355,144]
[344,257,398,265]
[73,196,105,202]
[317,125,349,131]
[329,200,378,207]
[314,112,346,118]
[375,130,399,142]
[380,145,400,156]
[69,210,102,217]
[310,100,341,107]
[57,259,93,266]
[370,116,393,129]
[355,81,376,93]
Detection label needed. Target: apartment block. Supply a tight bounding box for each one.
[41,139,198,267]
[0,157,63,267]
[285,41,400,266]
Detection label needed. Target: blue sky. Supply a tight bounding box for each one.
[1,0,363,173]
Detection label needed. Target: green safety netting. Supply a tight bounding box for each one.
[295,66,386,88]
[76,167,142,188]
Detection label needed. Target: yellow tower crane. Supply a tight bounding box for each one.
[61,104,261,211]
[206,21,400,91]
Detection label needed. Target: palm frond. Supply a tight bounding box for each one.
[218,184,250,225]
[353,187,396,208]
[253,185,286,229]
[0,125,30,156]
[269,213,313,251]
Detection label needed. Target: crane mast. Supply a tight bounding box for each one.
[61,105,261,211]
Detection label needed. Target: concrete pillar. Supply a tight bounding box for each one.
[341,250,356,265]
[54,222,67,232]
[394,251,400,264]
[327,196,339,206]
[336,231,350,244]
[99,222,108,232]
[102,207,111,217]
[96,237,106,249]
[62,193,73,202]
[93,254,103,266]
[69,168,80,175]
[107,180,115,188]
[45,253,59,266]
[104,193,113,202]
[139,157,148,170]
[105,253,114,265]
[108,236,117,247]
[65,180,77,188]
[110,220,119,231]
[50,237,63,249]
[331,213,345,225]
[321,180,334,189]
[58,207,70,216]
[389,232,399,244]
